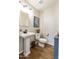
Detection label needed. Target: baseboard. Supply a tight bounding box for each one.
[24,51,31,56]
[19,50,23,54]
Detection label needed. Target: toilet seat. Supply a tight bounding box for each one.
[38,38,47,43]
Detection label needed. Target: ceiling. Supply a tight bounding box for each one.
[26,0,57,11]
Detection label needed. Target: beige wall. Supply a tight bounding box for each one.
[40,2,59,35]
[33,9,40,17]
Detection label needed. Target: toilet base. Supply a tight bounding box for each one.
[38,43,45,47]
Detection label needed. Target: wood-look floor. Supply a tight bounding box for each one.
[19,44,54,59]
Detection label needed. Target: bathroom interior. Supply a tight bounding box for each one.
[19,0,59,59]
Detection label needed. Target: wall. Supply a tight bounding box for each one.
[40,2,59,46]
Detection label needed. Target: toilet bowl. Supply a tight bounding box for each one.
[38,38,47,47]
[36,33,48,47]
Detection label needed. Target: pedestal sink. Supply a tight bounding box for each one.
[19,32,35,56]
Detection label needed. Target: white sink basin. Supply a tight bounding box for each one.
[19,32,35,38]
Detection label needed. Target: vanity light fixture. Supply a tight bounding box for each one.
[38,0,43,4]
[19,0,27,7]
[19,1,21,3]
[23,5,27,7]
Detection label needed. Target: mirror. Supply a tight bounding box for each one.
[33,16,40,28]
[19,11,30,26]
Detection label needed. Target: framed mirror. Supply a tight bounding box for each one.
[33,16,40,28]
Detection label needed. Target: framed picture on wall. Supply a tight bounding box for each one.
[33,16,39,27]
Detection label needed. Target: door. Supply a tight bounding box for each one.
[54,37,59,59]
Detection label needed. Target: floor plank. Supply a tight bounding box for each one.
[19,44,54,59]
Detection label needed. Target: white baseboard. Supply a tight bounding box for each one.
[24,51,31,56]
[19,50,23,54]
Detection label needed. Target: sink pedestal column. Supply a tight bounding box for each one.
[23,37,31,56]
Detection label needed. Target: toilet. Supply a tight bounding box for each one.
[35,33,48,47]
